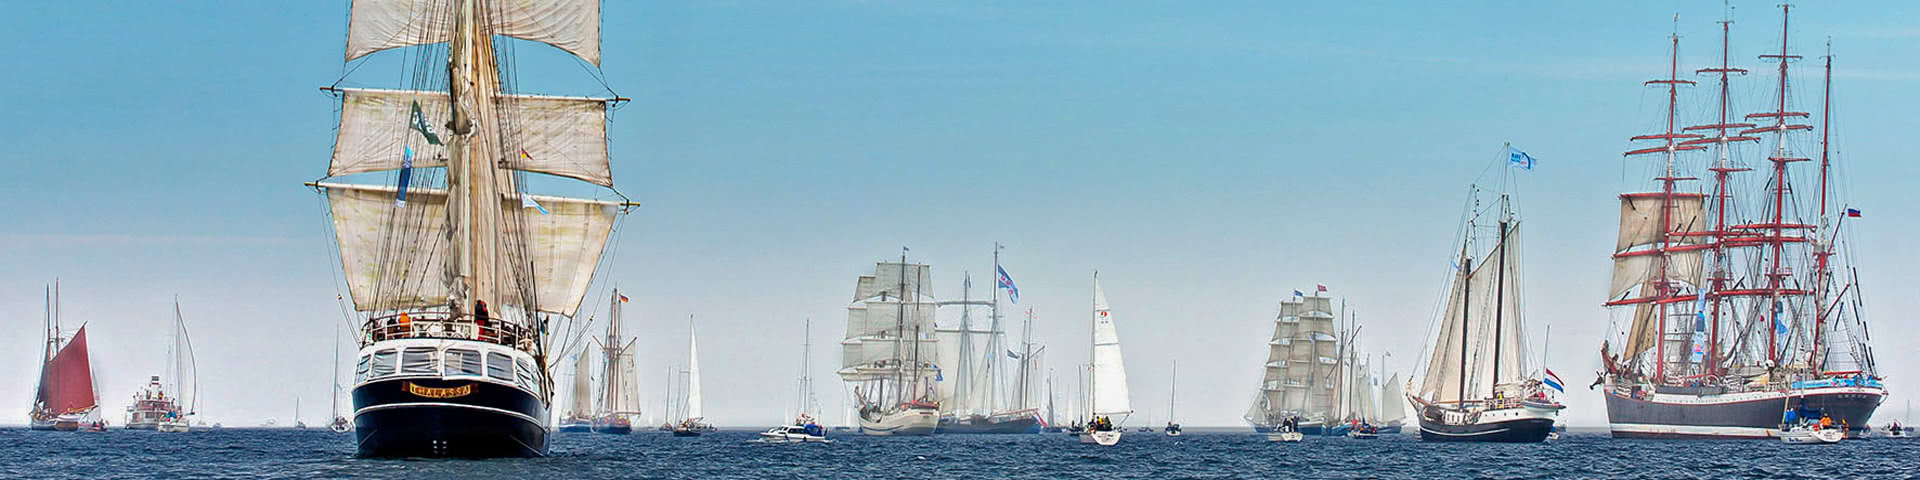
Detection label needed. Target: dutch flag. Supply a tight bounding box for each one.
[1543,368,1565,392]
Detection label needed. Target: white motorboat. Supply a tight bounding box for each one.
[1780,425,1844,445]
[1267,431,1304,442]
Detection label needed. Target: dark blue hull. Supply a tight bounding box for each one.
[1418,417,1553,443]
[351,378,548,458]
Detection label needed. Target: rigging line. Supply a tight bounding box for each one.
[312,188,360,332]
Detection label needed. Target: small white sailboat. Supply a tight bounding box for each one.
[673,315,713,436]
[328,321,350,433]
[1781,425,1844,445]
[293,396,307,429]
[1165,360,1181,437]
[1078,274,1131,447]
[765,319,829,443]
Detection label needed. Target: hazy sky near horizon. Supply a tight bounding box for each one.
[4,1,1920,428]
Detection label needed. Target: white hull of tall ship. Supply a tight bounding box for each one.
[1266,431,1304,443]
[1417,400,1561,443]
[858,405,939,436]
[1780,426,1844,444]
[350,337,550,457]
[1079,430,1122,446]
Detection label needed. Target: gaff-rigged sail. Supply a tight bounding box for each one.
[38,326,97,415]
[1418,224,1527,403]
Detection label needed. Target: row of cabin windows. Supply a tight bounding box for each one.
[354,347,540,394]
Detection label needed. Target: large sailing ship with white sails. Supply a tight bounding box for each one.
[30,282,100,432]
[592,290,640,434]
[1245,291,1346,435]
[311,0,633,457]
[1599,6,1884,439]
[1409,165,1562,443]
[838,254,942,436]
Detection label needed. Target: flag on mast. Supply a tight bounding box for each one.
[997,266,1020,304]
[409,101,442,145]
[1507,146,1536,170]
[395,146,414,207]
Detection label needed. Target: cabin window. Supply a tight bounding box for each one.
[487,352,514,381]
[400,347,438,375]
[370,349,397,377]
[446,348,484,377]
[514,358,537,392]
[355,355,371,383]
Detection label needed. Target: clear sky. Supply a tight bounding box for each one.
[4,1,1919,428]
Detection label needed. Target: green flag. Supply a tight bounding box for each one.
[410,101,442,145]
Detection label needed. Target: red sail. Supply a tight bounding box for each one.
[38,326,97,414]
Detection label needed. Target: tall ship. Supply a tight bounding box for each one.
[30,282,99,431]
[127,299,198,432]
[311,0,633,457]
[1408,164,1562,442]
[1244,291,1345,435]
[837,253,942,436]
[592,291,640,434]
[933,244,1043,434]
[1599,6,1885,439]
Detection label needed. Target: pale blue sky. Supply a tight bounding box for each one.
[3,2,1919,427]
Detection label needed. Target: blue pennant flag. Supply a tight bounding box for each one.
[520,193,549,215]
[1773,301,1789,336]
[395,146,414,207]
[996,265,1019,304]
[1292,289,1304,297]
[1507,146,1536,170]
[1008,350,1021,360]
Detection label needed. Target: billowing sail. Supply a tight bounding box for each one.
[687,323,703,420]
[1248,295,1340,424]
[171,303,198,415]
[1091,280,1131,415]
[37,326,96,415]
[1418,224,1528,403]
[344,0,601,65]
[319,182,618,316]
[838,262,939,381]
[1380,373,1406,424]
[328,88,616,186]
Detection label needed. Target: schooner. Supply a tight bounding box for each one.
[1408,160,1562,443]
[310,0,633,457]
[838,252,942,436]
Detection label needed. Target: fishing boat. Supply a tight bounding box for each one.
[672,315,713,437]
[1077,274,1132,447]
[1165,361,1182,437]
[30,282,99,432]
[592,291,640,435]
[1599,6,1885,440]
[127,299,198,432]
[1408,162,1562,443]
[1244,289,1346,435]
[838,253,942,436]
[933,245,1044,435]
[311,0,633,457]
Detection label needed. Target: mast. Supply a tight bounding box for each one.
[991,242,1002,410]
[1809,40,1833,369]
[1456,243,1472,404]
[1088,271,1097,418]
[1168,360,1176,423]
[894,248,908,406]
[1491,217,1510,389]
[1685,9,1754,380]
[1741,4,1811,367]
[800,318,812,418]
[1017,308,1035,411]
[1617,20,1705,383]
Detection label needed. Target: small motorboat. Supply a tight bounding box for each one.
[1267,431,1303,443]
[1165,422,1182,437]
[329,416,352,433]
[1884,424,1911,439]
[1780,424,1844,445]
[1346,424,1379,439]
[1135,426,1154,433]
[761,418,830,443]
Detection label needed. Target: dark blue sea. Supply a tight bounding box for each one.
[1,427,1914,479]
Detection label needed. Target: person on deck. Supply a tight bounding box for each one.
[474,300,491,339]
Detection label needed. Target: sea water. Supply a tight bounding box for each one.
[0,427,1913,479]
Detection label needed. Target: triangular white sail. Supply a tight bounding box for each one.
[344,0,602,65]
[687,319,703,420]
[172,300,198,416]
[1091,279,1131,415]
[1380,373,1406,424]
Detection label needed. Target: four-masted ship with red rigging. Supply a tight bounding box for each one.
[1600,5,1884,439]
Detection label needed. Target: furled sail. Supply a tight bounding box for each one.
[1091,280,1131,415]
[37,326,97,414]
[328,88,615,186]
[1419,225,1527,403]
[319,182,618,316]
[344,0,601,65]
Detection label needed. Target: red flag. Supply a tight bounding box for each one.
[1316,284,1328,293]
[619,295,630,303]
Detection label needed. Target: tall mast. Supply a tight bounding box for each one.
[1684,7,1755,379]
[1741,4,1811,366]
[1618,19,1703,383]
[1088,271,1097,417]
[1809,40,1833,369]
[1491,217,1510,389]
[991,242,1002,409]
[1017,308,1035,411]
[893,248,908,405]
[1456,230,1472,404]
[445,0,511,321]
[1168,360,1176,422]
[800,318,812,417]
